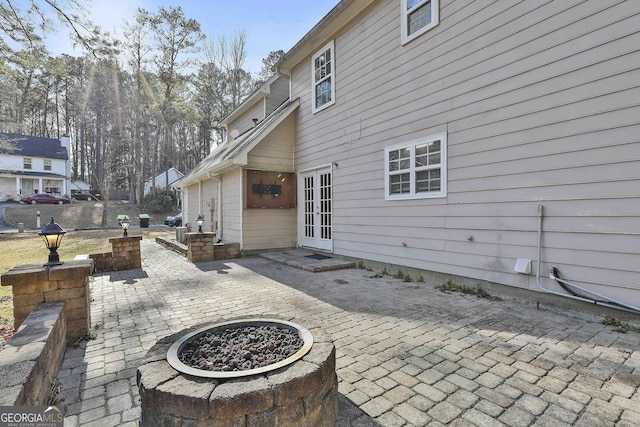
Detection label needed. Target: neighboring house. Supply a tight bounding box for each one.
[0,132,71,200]
[144,167,185,196]
[179,1,640,309]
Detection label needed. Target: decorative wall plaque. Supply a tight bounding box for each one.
[246,170,296,209]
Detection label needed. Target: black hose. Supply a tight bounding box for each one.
[551,267,627,309]
[550,267,581,297]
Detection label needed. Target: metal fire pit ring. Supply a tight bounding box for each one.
[166,318,314,379]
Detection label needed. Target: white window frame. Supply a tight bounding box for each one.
[401,0,439,45]
[311,40,335,114]
[23,157,32,170]
[44,159,52,171]
[385,132,447,200]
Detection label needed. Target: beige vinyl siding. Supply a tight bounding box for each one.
[201,179,217,233]
[291,1,640,302]
[220,168,242,244]
[227,101,265,138]
[247,114,296,171]
[242,114,297,251]
[242,209,297,252]
[265,78,290,115]
[185,184,199,225]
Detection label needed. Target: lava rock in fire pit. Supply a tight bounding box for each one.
[178,324,303,372]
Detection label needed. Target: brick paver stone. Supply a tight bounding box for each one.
[52,240,640,426]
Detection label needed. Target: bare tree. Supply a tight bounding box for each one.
[122,8,154,205]
[146,6,204,192]
[205,30,253,110]
[256,50,285,84]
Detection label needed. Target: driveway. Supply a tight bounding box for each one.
[57,240,640,426]
[0,202,18,231]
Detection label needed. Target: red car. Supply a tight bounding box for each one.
[21,194,70,205]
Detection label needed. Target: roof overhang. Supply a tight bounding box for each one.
[0,170,66,179]
[277,0,376,75]
[175,98,300,188]
[219,74,280,128]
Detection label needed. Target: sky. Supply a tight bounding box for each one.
[45,0,341,73]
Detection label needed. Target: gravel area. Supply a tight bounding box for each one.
[178,324,303,372]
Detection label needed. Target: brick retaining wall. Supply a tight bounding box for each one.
[0,301,66,405]
[109,236,142,270]
[1,260,92,340]
[186,232,215,263]
[156,236,240,260]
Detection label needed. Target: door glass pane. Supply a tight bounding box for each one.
[319,172,332,240]
[304,176,314,238]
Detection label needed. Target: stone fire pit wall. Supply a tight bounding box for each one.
[137,321,337,427]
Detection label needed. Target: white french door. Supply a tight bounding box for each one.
[298,167,332,251]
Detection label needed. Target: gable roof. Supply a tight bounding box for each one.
[146,167,184,184]
[176,98,300,188]
[219,74,281,128]
[0,132,68,160]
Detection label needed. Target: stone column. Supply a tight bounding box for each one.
[109,236,142,270]
[186,232,215,263]
[1,259,93,340]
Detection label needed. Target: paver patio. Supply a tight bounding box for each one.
[57,240,640,426]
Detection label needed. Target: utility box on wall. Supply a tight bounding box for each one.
[246,169,296,209]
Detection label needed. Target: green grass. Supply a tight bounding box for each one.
[0,229,172,329]
[436,280,501,301]
[602,316,640,333]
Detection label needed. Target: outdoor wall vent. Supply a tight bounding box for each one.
[514,258,532,274]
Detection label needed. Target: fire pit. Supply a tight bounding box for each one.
[137,318,337,426]
[167,319,314,378]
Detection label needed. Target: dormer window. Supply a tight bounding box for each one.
[401,0,439,45]
[23,157,32,170]
[312,40,335,113]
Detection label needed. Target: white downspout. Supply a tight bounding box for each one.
[217,175,223,242]
[535,204,640,313]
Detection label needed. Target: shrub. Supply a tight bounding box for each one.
[143,190,178,213]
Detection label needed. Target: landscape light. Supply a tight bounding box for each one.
[39,217,66,267]
[196,214,204,233]
[121,217,131,237]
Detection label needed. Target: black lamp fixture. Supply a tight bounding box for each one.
[196,214,204,233]
[121,216,131,237]
[39,217,66,267]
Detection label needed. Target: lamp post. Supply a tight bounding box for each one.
[196,214,204,233]
[121,217,131,237]
[39,217,66,267]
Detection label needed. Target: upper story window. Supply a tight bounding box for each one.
[23,157,32,170]
[312,40,335,113]
[401,0,439,45]
[385,132,447,199]
[44,159,52,171]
